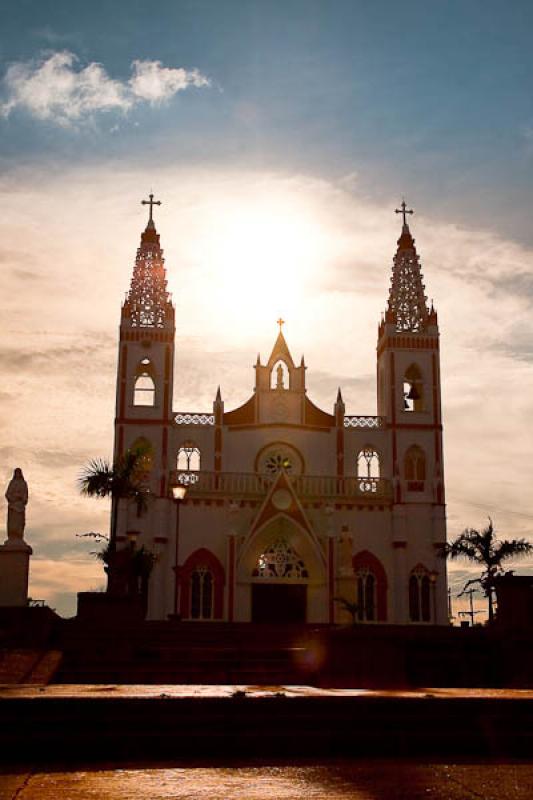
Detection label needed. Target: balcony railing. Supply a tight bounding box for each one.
[169,470,392,501]
[174,413,215,426]
[343,416,385,429]
[174,413,386,429]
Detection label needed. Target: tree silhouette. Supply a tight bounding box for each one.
[442,519,533,623]
[79,444,152,592]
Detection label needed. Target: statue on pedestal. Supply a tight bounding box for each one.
[5,468,28,541]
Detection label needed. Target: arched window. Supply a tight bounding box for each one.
[133,359,156,407]
[180,548,225,620]
[271,360,289,390]
[357,447,380,478]
[409,565,432,622]
[404,445,426,491]
[355,568,376,621]
[190,566,214,620]
[176,443,201,485]
[403,364,424,412]
[352,551,388,622]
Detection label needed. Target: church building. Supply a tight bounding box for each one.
[113,197,448,625]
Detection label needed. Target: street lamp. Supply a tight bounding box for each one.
[429,570,438,623]
[172,485,187,618]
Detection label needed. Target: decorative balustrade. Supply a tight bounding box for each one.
[343,416,385,429]
[170,470,391,501]
[292,474,387,498]
[174,412,215,426]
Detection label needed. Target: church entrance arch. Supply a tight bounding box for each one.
[245,517,318,624]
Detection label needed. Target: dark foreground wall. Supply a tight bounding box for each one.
[1,685,532,763]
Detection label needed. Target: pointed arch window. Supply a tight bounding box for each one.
[355,568,376,621]
[180,548,225,620]
[176,443,201,485]
[356,447,380,492]
[352,550,388,622]
[404,445,426,491]
[271,360,289,390]
[133,359,156,407]
[403,364,424,412]
[409,565,432,622]
[190,565,214,620]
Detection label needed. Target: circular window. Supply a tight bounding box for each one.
[257,443,303,475]
[265,453,292,473]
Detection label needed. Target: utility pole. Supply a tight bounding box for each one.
[458,588,483,626]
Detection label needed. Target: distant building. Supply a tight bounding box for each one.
[112,197,448,624]
[495,573,533,629]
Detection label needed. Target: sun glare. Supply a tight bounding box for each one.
[199,194,328,339]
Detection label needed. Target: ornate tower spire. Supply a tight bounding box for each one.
[122,194,174,329]
[386,202,431,333]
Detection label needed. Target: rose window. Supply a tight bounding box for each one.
[265,453,293,474]
[257,444,303,475]
[253,538,308,579]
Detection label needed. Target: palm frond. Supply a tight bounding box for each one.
[494,538,533,563]
[78,458,113,497]
[334,596,360,623]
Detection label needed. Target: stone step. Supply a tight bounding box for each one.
[2,686,532,761]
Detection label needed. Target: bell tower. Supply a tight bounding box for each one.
[377,202,447,623]
[114,195,175,498]
[377,202,442,499]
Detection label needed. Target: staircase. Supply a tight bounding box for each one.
[0,649,63,684]
[54,621,325,685]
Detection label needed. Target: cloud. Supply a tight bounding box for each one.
[129,60,210,102]
[0,51,210,125]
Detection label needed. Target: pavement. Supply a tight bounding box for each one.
[1,685,532,796]
[2,683,533,698]
[0,760,532,799]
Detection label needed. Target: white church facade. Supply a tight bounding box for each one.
[113,198,448,625]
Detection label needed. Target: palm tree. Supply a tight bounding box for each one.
[334,596,360,624]
[79,444,152,591]
[442,519,533,623]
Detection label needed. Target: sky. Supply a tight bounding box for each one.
[1,0,533,618]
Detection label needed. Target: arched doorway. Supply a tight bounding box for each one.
[251,536,308,623]
[248,518,315,624]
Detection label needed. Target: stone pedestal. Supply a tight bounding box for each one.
[0,538,32,606]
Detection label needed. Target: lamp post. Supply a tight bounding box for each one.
[126,529,140,596]
[172,486,187,618]
[429,570,438,623]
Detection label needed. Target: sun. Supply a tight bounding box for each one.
[197,192,329,340]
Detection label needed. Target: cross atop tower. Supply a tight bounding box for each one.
[142,193,161,225]
[277,317,285,332]
[395,200,413,228]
